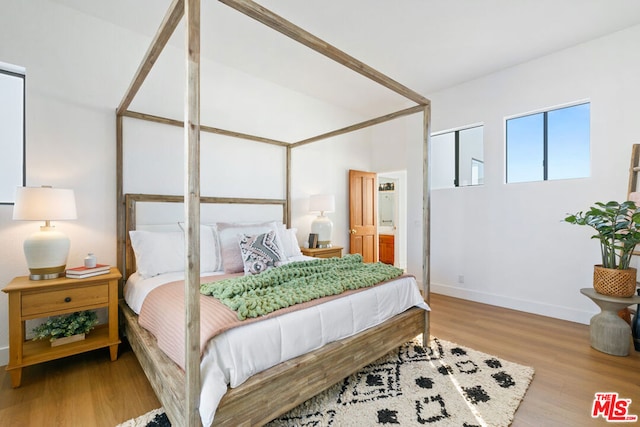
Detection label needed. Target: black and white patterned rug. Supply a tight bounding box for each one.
[117,337,534,427]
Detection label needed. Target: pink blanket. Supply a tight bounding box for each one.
[138,273,411,369]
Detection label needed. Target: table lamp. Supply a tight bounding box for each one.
[13,186,77,280]
[310,194,335,248]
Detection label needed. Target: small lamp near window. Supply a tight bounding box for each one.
[309,194,335,248]
[13,186,77,280]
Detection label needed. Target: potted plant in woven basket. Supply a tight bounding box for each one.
[564,200,640,297]
[32,310,99,347]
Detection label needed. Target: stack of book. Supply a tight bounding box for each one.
[65,264,111,279]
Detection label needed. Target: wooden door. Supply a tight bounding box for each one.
[349,170,378,262]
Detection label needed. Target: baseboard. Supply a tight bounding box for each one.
[0,345,8,367]
[429,282,594,325]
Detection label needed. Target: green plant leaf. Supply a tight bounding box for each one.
[31,310,99,341]
[564,200,640,269]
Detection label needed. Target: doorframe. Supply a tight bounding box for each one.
[377,170,407,269]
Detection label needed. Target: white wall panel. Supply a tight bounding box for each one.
[372,24,640,325]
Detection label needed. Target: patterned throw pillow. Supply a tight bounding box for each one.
[216,221,279,273]
[239,230,286,275]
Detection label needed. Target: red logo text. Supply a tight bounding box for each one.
[592,392,638,422]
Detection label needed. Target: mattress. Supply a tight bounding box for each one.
[123,260,428,426]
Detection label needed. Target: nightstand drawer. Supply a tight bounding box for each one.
[22,283,109,317]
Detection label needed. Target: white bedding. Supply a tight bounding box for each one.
[123,259,428,426]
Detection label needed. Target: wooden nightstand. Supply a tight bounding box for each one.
[2,267,122,387]
[300,246,343,258]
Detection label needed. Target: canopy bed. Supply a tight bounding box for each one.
[115,1,432,426]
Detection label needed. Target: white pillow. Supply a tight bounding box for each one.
[207,225,222,272]
[215,221,280,273]
[178,223,222,272]
[197,226,218,272]
[239,230,286,275]
[275,224,302,258]
[129,230,184,278]
[129,227,218,278]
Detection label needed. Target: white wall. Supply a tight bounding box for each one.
[373,24,640,324]
[370,114,425,281]
[290,131,373,249]
[0,0,372,366]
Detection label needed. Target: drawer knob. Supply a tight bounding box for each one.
[64,297,71,303]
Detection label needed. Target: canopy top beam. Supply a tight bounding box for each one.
[116,0,430,135]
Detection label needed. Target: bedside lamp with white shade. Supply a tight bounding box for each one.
[13,186,77,280]
[310,194,335,248]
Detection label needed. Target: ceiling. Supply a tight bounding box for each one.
[51,0,640,117]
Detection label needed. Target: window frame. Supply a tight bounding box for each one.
[431,123,484,189]
[505,100,590,184]
[0,62,26,205]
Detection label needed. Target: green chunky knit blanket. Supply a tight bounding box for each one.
[200,254,404,320]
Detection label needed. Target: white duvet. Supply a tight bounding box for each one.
[124,259,428,426]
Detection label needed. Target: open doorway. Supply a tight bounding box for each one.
[377,170,407,269]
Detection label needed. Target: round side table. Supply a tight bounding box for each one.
[580,288,640,356]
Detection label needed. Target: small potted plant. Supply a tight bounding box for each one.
[32,310,99,346]
[564,200,640,297]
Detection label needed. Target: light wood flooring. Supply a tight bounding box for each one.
[1,293,639,426]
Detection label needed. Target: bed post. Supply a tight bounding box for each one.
[184,0,201,425]
[116,114,125,294]
[115,0,184,294]
[285,145,292,227]
[422,104,431,348]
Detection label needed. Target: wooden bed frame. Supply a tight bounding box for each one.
[121,194,428,426]
[120,294,426,426]
[115,1,432,425]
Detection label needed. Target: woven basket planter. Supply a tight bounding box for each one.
[593,265,637,297]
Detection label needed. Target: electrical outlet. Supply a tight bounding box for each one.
[458,275,464,284]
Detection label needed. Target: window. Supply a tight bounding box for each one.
[506,102,590,183]
[0,62,25,203]
[431,125,484,189]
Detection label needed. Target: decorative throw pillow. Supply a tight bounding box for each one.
[239,231,286,275]
[216,221,280,273]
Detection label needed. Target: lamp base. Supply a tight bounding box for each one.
[29,266,66,281]
[30,273,64,280]
[311,215,333,249]
[317,241,332,248]
[23,226,70,281]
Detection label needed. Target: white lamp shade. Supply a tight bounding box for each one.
[309,194,335,213]
[13,187,77,220]
[13,186,76,280]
